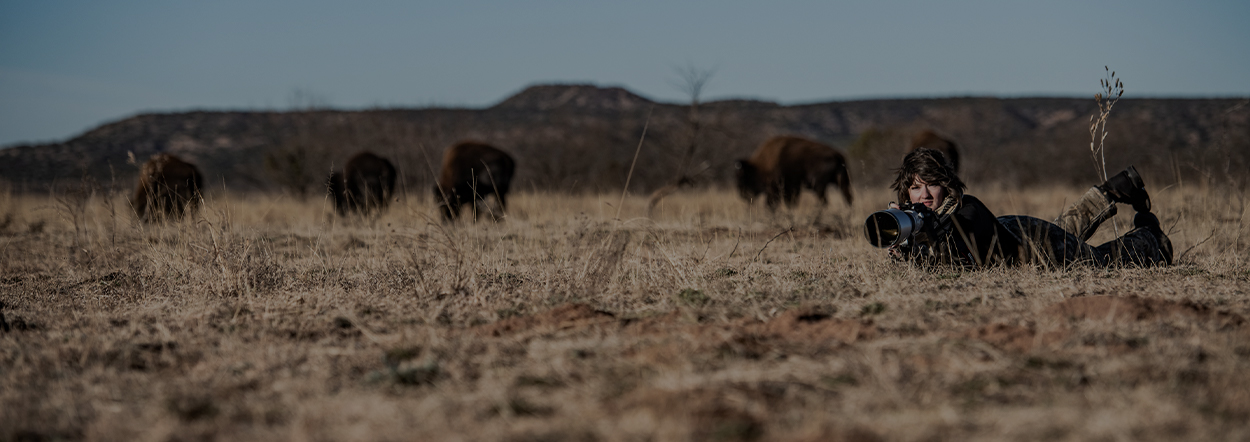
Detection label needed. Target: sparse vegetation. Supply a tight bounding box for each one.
[1089,66,1126,182]
[4,87,1248,200]
[1,183,1248,440]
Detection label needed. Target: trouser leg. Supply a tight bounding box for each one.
[1091,227,1168,267]
[998,215,1097,267]
[1055,187,1117,242]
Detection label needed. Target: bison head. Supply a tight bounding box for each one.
[433,184,458,221]
[326,152,397,217]
[132,153,203,223]
[327,172,348,215]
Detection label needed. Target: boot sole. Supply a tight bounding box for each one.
[1125,165,1150,212]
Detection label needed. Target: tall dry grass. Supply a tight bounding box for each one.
[1,180,1248,441]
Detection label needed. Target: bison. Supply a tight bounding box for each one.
[735,136,853,210]
[327,151,397,217]
[434,141,515,221]
[132,153,204,223]
[908,130,960,172]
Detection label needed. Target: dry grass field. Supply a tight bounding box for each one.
[1,182,1248,441]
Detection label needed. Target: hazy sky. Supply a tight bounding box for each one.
[2,0,1247,147]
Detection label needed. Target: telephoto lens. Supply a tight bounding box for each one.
[864,207,927,248]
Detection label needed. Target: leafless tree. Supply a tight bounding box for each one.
[648,64,716,212]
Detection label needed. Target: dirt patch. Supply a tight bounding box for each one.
[475,303,616,338]
[703,308,878,360]
[966,322,1069,353]
[748,308,877,344]
[620,310,690,336]
[481,304,876,346]
[967,296,1244,352]
[1044,295,1244,328]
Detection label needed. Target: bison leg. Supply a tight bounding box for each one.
[496,191,508,213]
[806,174,832,207]
[172,186,193,219]
[813,187,830,206]
[434,185,455,221]
[156,187,176,221]
[182,188,201,219]
[836,167,854,206]
[483,192,506,222]
[444,191,463,221]
[438,202,457,221]
[811,167,853,208]
[170,193,184,219]
[131,186,150,222]
[473,193,501,222]
[367,180,388,215]
[764,187,782,211]
[783,190,801,208]
[782,180,802,208]
[329,173,348,216]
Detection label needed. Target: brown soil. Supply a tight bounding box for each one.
[474,303,616,338]
[1044,295,1245,328]
[619,310,692,336]
[493,296,1243,357]
[745,307,877,344]
[966,322,1069,353]
[479,304,875,344]
[965,295,1246,353]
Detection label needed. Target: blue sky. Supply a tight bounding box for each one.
[1,0,1247,147]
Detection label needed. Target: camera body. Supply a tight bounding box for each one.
[864,203,939,248]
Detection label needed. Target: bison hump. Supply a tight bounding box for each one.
[748,136,841,172]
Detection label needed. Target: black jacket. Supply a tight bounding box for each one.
[899,195,1021,268]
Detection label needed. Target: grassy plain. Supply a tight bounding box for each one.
[1,183,1248,441]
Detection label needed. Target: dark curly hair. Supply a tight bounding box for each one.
[891,148,966,205]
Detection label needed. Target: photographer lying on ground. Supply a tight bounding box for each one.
[867,148,1172,268]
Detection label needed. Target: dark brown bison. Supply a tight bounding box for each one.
[132,153,203,223]
[909,130,960,172]
[327,151,397,216]
[735,136,853,210]
[434,141,515,221]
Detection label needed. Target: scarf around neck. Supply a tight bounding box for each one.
[934,195,959,216]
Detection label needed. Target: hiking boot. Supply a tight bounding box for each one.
[1098,166,1151,212]
[1134,212,1173,265]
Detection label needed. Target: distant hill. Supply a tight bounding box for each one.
[492,83,654,112]
[1,84,1247,197]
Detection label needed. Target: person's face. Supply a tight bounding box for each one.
[908,176,947,210]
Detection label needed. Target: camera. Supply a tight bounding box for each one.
[864,203,938,248]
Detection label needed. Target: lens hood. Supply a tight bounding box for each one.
[864,208,923,248]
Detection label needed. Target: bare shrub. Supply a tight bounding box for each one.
[1089,66,1125,182]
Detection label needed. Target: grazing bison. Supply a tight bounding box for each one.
[909,130,960,172]
[327,151,397,216]
[434,141,515,221]
[735,136,853,210]
[132,153,203,223]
